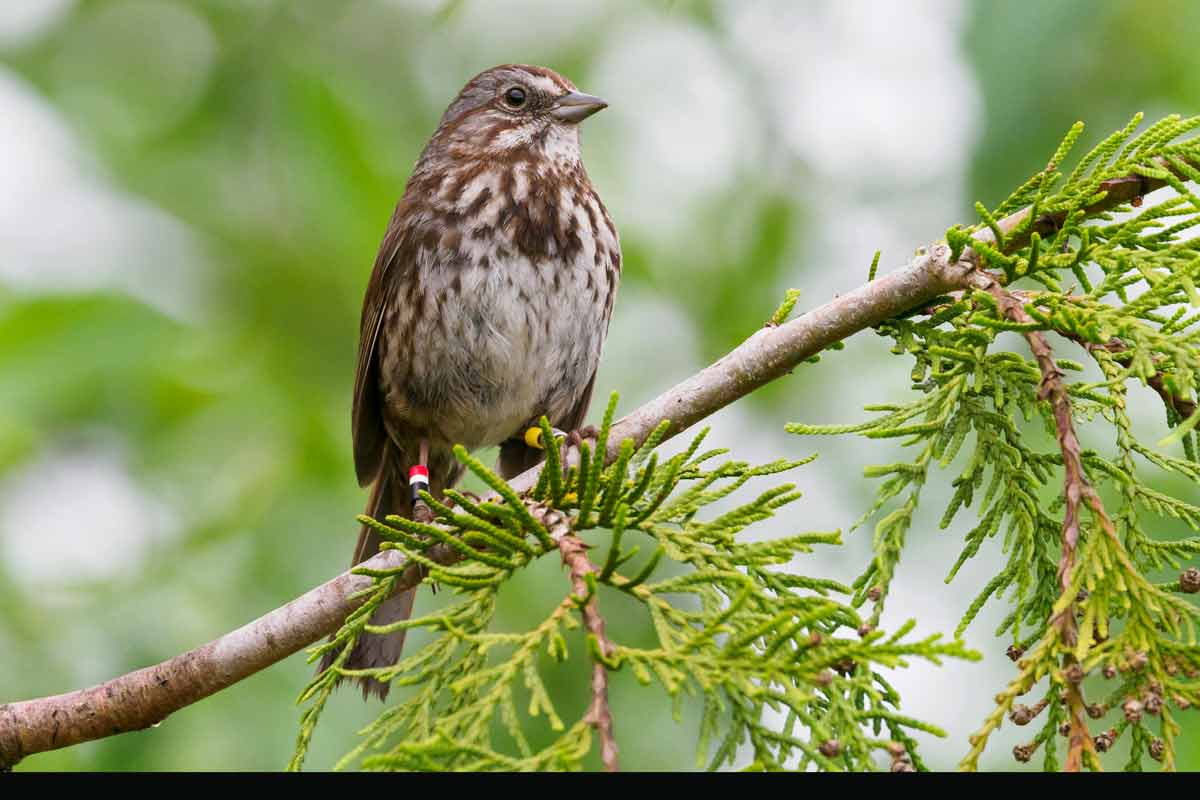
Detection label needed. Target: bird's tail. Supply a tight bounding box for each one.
[318,455,415,701]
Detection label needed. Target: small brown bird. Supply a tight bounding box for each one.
[324,65,620,699]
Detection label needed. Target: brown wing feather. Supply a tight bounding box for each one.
[561,367,599,435]
[352,202,412,487]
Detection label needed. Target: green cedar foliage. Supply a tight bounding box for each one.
[292,395,974,771]
[791,115,1200,770]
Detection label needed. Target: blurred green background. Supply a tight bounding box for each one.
[2,0,1198,771]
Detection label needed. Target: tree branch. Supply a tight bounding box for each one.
[544,504,619,773]
[2,155,1186,769]
[505,250,968,495]
[969,268,1116,772]
[0,541,461,770]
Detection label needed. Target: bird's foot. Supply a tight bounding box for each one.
[412,498,435,523]
[522,423,601,480]
[445,490,482,510]
[566,425,600,451]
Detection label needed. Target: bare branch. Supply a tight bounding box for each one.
[505,248,967,495]
[0,542,462,769]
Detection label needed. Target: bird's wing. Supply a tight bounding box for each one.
[560,367,599,435]
[352,199,414,487]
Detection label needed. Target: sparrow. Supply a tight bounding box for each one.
[323,64,620,699]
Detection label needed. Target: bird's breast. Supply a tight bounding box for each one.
[380,166,619,452]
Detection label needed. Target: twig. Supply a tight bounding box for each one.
[1067,334,1196,421]
[968,268,1110,771]
[540,505,619,773]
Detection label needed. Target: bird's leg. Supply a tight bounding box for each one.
[410,439,440,594]
[410,438,434,523]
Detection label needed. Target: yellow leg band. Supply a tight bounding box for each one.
[524,427,545,450]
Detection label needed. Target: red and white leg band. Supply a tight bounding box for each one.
[409,464,430,504]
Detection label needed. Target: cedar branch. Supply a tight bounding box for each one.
[969,268,1115,772]
[544,503,619,773]
[938,288,1198,423]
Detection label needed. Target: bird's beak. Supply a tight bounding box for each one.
[550,91,608,124]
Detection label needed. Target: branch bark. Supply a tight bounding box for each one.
[972,270,1104,771]
[547,505,619,773]
[0,542,460,770]
[1,155,1185,769]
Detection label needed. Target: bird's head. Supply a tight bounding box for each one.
[428,64,608,167]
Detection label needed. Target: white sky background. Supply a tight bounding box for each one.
[0,0,1108,771]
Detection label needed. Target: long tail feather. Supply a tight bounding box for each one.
[319,457,413,701]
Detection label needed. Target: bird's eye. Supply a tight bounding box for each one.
[503,87,527,108]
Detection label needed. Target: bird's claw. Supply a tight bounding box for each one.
[566,425,600,450]
[413,498,435,524]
